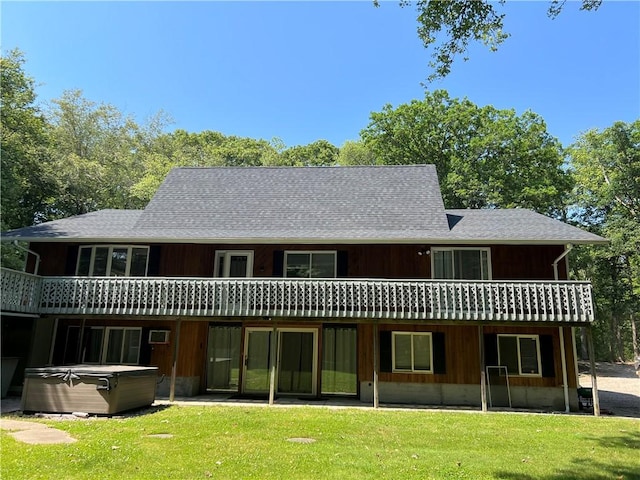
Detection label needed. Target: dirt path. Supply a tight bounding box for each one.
[578,362,640,418]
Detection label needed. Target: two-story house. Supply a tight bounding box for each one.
[1,165,606,411]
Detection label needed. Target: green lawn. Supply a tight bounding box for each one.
[2,406,639,479]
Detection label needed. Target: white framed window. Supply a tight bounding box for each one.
[76,245,149,277]
[498,334,541,377]
[214,251,254,278]
[392,332,433,373]
[432,247,491,280]
[284,251,336,278]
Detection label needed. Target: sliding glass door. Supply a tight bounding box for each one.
[206,325,242,392]
[321,325,357,395]
[243,328,317,396]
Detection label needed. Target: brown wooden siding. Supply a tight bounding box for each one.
[159,245,215,277]
[30,243,71,275]
[30,242,568,280]
[358,324,480,385]
[358,323,574,388]
[490,245,567,280]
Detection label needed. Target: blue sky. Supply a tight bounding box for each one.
[2,1,639,148]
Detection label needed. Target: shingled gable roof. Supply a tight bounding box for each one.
[1,165,607,245]
[445,209,607,244]
[133,165,450,242]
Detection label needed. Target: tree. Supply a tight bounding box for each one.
[46,90,150,217]
[131,130,282,204]
[361,90,571,213]
[387,0,602,81]
[279,140,339,167]
[0,49,55,229]
[337,140,377,166]
[569,121,640,361]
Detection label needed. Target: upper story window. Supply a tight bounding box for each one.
[285,251,336,278]
[432,247,491,280]
[76,246,149,277]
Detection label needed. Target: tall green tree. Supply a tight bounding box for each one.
[0,49,55,229]
[569,120,640,361]
[46,90,149,216]
[388,0,602,81]
[131,130,281,204]
[361,90,571,213]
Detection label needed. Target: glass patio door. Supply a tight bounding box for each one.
[243,329,272,393]
[277,330,316,395]
[206,325,241,392]
[242,328,317,396]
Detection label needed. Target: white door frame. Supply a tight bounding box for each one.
[214,250,254,278]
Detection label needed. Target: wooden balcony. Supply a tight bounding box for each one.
[1,268,595,323]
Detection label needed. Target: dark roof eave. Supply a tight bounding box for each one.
[0,235,610,246]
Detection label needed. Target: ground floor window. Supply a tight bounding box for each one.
[321,325,357,395]
[83,327,104,363]
[498,334,541,376]
[82,327,142,365]
[392,332,433,373]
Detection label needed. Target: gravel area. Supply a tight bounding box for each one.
[578,361,640,418]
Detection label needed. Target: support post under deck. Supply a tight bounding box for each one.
[586,325,600,416]
[169,318,182,403]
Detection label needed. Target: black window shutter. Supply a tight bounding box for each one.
[379,331,392,373]
[272,251,284,277]
[540,334,555,378]
[337,251,348,277]
[65,246,79,275]
[484,334,498,366]
[147,246,162,276]
[432,332,446,374]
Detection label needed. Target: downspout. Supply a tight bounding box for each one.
[553,244,573,413]
[552,244,573,281]
[13,241,41,275]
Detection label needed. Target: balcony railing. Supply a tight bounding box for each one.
[1,268,595,323]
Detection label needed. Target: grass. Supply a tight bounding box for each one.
[2,406,639,479]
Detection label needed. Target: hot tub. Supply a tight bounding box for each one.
[21,365,159,415]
